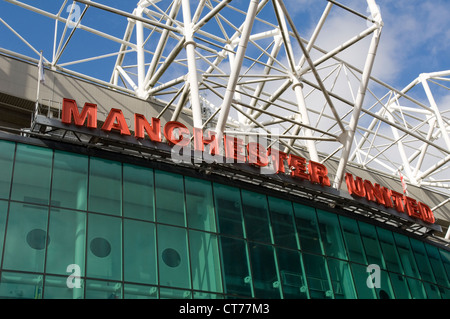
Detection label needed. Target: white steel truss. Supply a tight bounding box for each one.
[1,0,449,202]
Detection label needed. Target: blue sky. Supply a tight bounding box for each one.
[0,0,448,98]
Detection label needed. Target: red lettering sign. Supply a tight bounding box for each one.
[61,98,97,128]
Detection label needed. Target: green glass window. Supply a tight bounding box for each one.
[241,190,272,243]
[46,208,86,276]
[248,243,281,298]
[213,183,245,237]
[393,233,420,279]
[0,140,15,199]
[359,222,385,269]
[154,170,186,227]
[51,150,88,211]
[157,224,190,289]
[375,269,395,299]
[185,177,216,232]
[406,277,427,299]
[302,253,333,299]
[87,213,122,281]
[327,259,357,299]
[11,144,52,205]
[440,249,450,281]
[123,219,157,285]
[85,279,122,299]
[219,236,252,297]
[3,202,49,273]
[160,287,191,299]
[123,163,155,221]
[339,216,367,264]
[189,230,222,293]
[377,228,404,274]
[44,275,84,299]
[425,244,449,287]
[276,248,308,299]
[317,210,347,260]
[424,282,442,299]
[388,273,411,299]
[293,203,323,255]
[350,263,376,299]
[88,157,122,216]
[124,283,158,299]
[0,200,7,256]
[409,238,436,283]
[0,272,43,299]
[268,196,298,249]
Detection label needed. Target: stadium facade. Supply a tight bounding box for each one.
[0,0,449,299]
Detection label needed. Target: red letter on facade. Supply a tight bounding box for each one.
[308,161,331,187]
[363,180,386,206]
[418,202,435,224]
[163,121,190,146]
[404,196,422,219]
[390,190,405,213]
[345,173,365,197]
[247,142,269,167]
[224,135,246,163]
[193,128,219,155]
[101,108,131,136]
[287,154,309,180]
[61,98,97,128]
[267,148,287,174]
[134,114,161,142]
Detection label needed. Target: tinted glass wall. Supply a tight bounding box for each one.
[0,139,449,299]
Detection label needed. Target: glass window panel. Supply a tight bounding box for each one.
[358,222,385,269]
[185,177,216,232]
[375,269,395,299]
[393,233,420,279]
[88,157,122,216]
[160,287,191,299]
[316,210,347,260]
[293,203,323,255]
[219,236,252,297]
[44,275,84,299]
[388,273,411,299]
[189,230,222,293]
[3,202,49,272]
[11,144,52,205]
[46,208,86,276]
[0,200,7,256]
[339,216,367,264]
[439,287,450,299]
[157,224,190,289]
[87,213,122,281]
[0,272,43,299]
[350,263,377,299]
[327,259,357,299]
[123,163,155,221]
[193,291,224,299]
[241,190,271,243]
[276,248,308,299]
[51,150,88,210]
[213,183,244,237]
[154,170,185,227]
[302,253,333,299]
[85,279,122,299]
[267,197,298,249]
[439,249,450,282]
[406,277,427,299]
[0,140,15,199]
[424,282,442,299]
[248,243,281,298]
[425,244,449,287]
[377,228,404,274]
[123,219,157,285]
[409,238,435,283]
[124,283,158,299]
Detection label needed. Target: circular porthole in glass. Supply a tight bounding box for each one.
[26,229,49,250]
[90,237,111,258]
[162,248,181,267]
